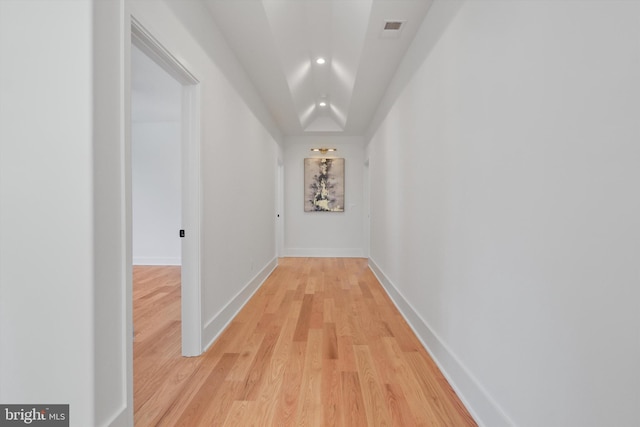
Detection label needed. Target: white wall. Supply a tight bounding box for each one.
[0,1,126,426]
[366,1,640,427]
[284,136,365,257]
[131,0,282,350]
[1,0,282,425]
[132,122,182,265]
[0,0,94,420]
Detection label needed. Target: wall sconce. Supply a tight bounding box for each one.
[310,148,337,155]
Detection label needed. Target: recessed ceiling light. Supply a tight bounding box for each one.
[319,101,327,107]
[315,57,326,65]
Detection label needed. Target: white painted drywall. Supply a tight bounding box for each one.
[283,136,365,257]
[132,122,182,265]
[131,0,281,350]
[366,1,640,426]
[0,1,126,426]
[1,0,282,425]
[0,0,94,418]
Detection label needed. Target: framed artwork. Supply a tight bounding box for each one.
[304,158,344,212]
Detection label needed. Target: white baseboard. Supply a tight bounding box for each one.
[133,256,181,266]
[284,247,364,258]
[368,258,514,427]
[202,257,278,351]
[100,404,129,427]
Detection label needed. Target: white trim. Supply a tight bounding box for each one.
[276,162,284,257]
[101,404,128,427]
[179,82,202,357]
[132,257,181,266]
[131,18,198,85]
[121,7,134,426]
[363,159,371,259]
[130,17,203,358]
[284,248,364,258]
[368,258,515,427]
[202,258,278,351]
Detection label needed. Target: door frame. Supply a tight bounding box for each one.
[363,157,371,258]
[130,17,203,357]
[276,158,284,257]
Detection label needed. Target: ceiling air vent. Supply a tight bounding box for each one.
[381,20,406,38]
[384,21,403,31]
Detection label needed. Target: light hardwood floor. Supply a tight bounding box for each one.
[134,258,477,426]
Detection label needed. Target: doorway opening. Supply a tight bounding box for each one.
[130,19,202,358]
[131,43,182,267]
[131,40,184,385]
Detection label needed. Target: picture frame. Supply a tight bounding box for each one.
[304,157,345,212]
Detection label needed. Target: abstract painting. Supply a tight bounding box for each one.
[304,158,344,212]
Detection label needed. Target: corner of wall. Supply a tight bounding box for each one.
[368,258,515,427]
[201,257,278,351]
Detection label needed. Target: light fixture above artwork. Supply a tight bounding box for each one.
[310,148,337,155]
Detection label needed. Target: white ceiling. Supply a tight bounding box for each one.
[204,0,434,137]
[131,1,434,136]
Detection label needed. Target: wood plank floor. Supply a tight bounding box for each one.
[134,258,477,426]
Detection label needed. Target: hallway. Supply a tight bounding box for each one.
[133,258,476,426]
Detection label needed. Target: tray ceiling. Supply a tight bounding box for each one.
[204,0,433,136]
